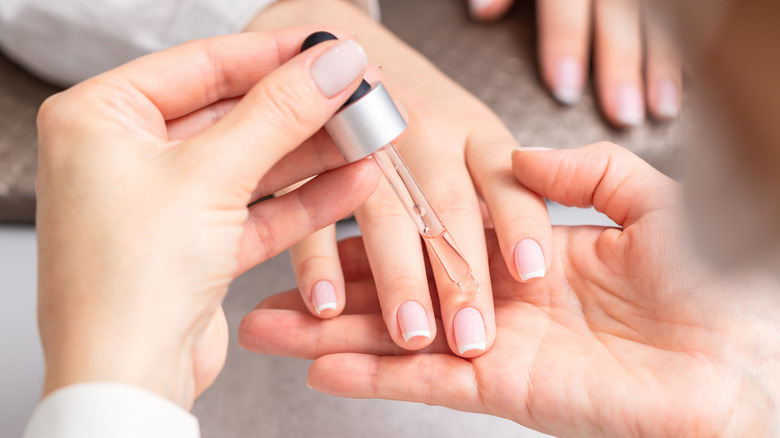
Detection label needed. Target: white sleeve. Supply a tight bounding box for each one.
[23,382,200,438]
[0,0,277,86]
[0,0,380,86]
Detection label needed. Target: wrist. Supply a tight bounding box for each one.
[41,324,197,408]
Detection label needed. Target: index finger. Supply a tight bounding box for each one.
[97,26,356,120]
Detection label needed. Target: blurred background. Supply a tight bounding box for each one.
[0,0,687,436]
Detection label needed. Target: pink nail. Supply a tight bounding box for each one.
[553,56,583,105]
[656,79,679,119]
[469,0,493,16]
[514,239,545,281]
[453,307,486,355]
[616,83,644,127]
[397,301,431,342]
[311,281,337,314]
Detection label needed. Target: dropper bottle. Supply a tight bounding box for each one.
[302,32,479,299]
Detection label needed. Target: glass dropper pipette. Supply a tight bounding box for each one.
[302,32,479,299]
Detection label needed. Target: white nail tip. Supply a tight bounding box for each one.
[402,330,431,342]
[552,88,581,106]
[315,302,338,314]
[458,342,487,355]
[656,102,679,119]
[520,268,546,282]
[617,108,644,127]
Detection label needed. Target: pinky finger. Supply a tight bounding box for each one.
[289,224,345,318]
[275,180,345,319]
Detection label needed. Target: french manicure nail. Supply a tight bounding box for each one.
[514,239,545,281]
[656,79,679,119]
[553,56,583,105]
[311,281,337,314]
[454,307,486,355]
[469,0,493,16]
[397,301,431,342]
[616,83,644,127]
[310,40,367,98]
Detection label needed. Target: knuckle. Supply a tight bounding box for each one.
[249,212,275,261]
[424,185,479,219]
[296,254,338,277]
[385,273,425,296]
[359,192,409,225]
[252,78,314,139]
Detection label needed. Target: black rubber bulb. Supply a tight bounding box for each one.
[301,31,371,108]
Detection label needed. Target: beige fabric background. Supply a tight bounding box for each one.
[0,0,689,223]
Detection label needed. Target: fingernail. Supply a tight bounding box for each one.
[552,56,583,105]
[656,79,679,119]
[454,307,486,355]
[616,83,644,127]
[310,40,367,98]
[514,239,545,281]
[514,146,553,152]
[311,281,337,314]
[469,0,493,17]
[397,301,431,342]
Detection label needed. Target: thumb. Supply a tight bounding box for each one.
[183,38,367,191]
[511,142,679,227]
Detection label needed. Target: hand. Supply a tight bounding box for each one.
[470,0,682,128]
[246,0,555,358]
[240,143,780,436]
[35,27,382,408]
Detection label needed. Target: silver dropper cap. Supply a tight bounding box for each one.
[325,82,407,162]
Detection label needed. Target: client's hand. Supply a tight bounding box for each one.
[35,27,381,409]
[471,0,682,127]
[246,0,556,358]
[240,143,780,436]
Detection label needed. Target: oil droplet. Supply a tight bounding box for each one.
[412,204,426,217]
[456,274,480,300]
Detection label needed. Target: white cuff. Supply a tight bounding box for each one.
[23,382,200,438]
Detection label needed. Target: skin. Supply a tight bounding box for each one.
[31,1,780,435]
[35,27,382,408]
[247,0,556,357]
[470,0,683,127]
[241,143,780,437]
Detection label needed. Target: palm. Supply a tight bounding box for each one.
[468,217,735,436]
[240,144,776,437]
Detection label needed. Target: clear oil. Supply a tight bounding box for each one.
[422,229,480,300]
[371,144,480,300]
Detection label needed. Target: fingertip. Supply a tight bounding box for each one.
[396,300,435,350]
[649,78,680,120]
[613,82,645,128]
[237,309,262,351]
[468,0,513,21]
[513,239,547,283]
[550,55,585,106]
[452,307,488,357]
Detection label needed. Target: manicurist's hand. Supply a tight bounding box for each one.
[35,26,382,409]
[244,0,555,358]
[470,0,682,127]
[241,143,780,436]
